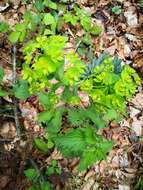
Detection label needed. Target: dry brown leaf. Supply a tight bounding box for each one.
[45,148,63,165]
[84,169,95,181]
[124,8,138,27]
[0,122,16,139]
[131,93,143,109]
[81,177,95,190]
[118,184,130,190]
[129,107,140,118]
[133,53,143,74]
[0,175,10,188]
[132,117,143,136]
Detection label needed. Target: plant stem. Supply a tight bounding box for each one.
[12,45,21,137]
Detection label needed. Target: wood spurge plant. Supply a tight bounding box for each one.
[19,33,141,172]
[0,5,141,172]
[0,0,142,189]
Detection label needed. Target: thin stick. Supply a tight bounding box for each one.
[29,158,45,182]
[75,40,82,53]
[12,45,21,137]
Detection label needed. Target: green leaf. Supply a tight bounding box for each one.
[19,29,26,42]
[100,139,113,153]
[47,140,54,149]
[34,56,56,74]
[51,159,57,167]
[0,22,10,33]
[43,0,57,10]
[34,138,49,152]
[103,109,118,122]
[47,108,64,133]
[78,148,98,171]
[64,13,78,26]
[113,56,122,74]
[0,89,8,97]
[78,138,112,171]
[53,128,87,157]
[85,126,96,145]
[44,29,54,35]
[15,23,26,32]
[9,31,21,44]
[46,166,55,176]
[90,25,102,35]
[38,92,50,109]
[14,80,30,100]
[84,107,106,128]
[38,110,53,123]
[43,13,55,25]
[68,109,85,126]
[112,6,122,15]
[34,0,45,12]
[0,67,4,81]
[82,33,92,45]
[41,181,51,190]
[80,16,91,31]
[24,169,38,180]
[38,92,58,109]
[27,186,38,190]
[22,0,29,4]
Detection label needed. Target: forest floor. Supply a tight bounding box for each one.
[0,0,143,190]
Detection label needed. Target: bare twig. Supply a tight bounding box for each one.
[75,40,82,53]
[29,157,45,182]
[12,45,21,137]
[0,138,13,143]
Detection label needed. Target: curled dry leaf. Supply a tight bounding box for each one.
[129,107,140,118]
[78,92,89,107]
[131,117,143,136]
[133,53,143,74]
[0,122,16,139]
[118,184,130,190]
[84,169,95,181]
[45,148,63,165]
[19,102,38,120]
[119,153,129,167]
[0,3,9,12]
[81,177,95,190]
[111,155,120,168]
[131,93,143,109]
[9,0,21,7]
[124,11,138,27]
[0,175,10,188]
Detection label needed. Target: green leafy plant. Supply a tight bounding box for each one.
[13,80,30,100]
[0,22,10,33]
[34,136,54,152]
[46,160,61,176]
[24,168,51,190]
[134,176,143,190]
[8,3,58,44]
[112,6,122,15]
[23,35,69,93]
[53,126,112,171]
[139,0,143,7]
[43,0,58,10]
[63,4,102,36]
[9,11,42,43]
[0,66,30,99]
[80,54,140,119]
[30,52,140,171]
[0,0,141,179]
